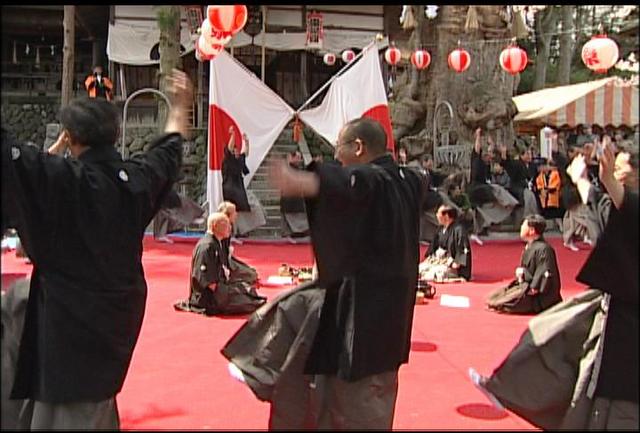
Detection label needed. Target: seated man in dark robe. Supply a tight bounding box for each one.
[176,212,265,316]
[486,214,562,314]
[217,200,259,286]
[419,204,472,281]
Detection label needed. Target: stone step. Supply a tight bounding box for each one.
[248,180,273,190]
[246,226,282,238]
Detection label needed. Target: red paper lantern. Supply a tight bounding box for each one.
[499,45,528,75]
[448,48,470,73]
[323,52,336,66]
[341,49,355,63]
[200,19,232,46]
[207,5,248,36]
[195,49,211,62]
[581,34,619,73]
[196,34,223,61]
[411,49,431,70]
[385,46,401,66]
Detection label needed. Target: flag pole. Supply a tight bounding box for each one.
[296,38,387,114]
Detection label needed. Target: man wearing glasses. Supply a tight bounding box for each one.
[269,117,426,429]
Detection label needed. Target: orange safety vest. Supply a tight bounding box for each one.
[535,168,561,209]
[84,75,114,101]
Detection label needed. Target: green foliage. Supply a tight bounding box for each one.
[515,5,638,93]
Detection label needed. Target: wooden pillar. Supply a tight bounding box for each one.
[92,38,106,68]
[261,6,267,82]
[197,60,204,128]
[301,51,308,107]
[61,5,76,108]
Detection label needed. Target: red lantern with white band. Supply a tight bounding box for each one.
[581,34,619,74]
[207,5,248,37]
[499,45,528,75]
[411,49,431,70]
[200,18,232,47]
[323,52,336,66]
[341,49,355,63]
[448,48,470,73]
[385,46,401,66]
[197,34,223,60]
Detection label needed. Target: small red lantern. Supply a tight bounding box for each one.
[207,5,248,37]
[411,49,431,70]
[341,49,355,63]
[200,19,231,47]
[581,34,619,74]
[499,45,528,75]
[195,48,211,62]
[323,52,336,66]
[196,34,223,60]
[448,48,470,73]
[385,46,401,66]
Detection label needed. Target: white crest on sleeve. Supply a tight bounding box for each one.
[350,174,356,187]
[11,147,20,160]
[118,169,129,182]
[544,270,550,278]
[200,264,207,272]
[399,168,406,179]
[463,247,469,255]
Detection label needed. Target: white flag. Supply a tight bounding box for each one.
[207,50,295,214]
[298,43,395,151]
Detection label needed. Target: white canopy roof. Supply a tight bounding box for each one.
[513,77,639,127]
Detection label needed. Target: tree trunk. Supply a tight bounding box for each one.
[391,6,519,164]
[61,5,75,108]
[558,6,574,85]
[156,6,183,130]
[533,7,559,90]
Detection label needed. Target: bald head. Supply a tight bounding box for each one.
[207,212,231,240]
[217,201,238,224]
[343,118,387,154]
[335,117,388,165]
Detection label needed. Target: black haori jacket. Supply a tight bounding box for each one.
[302,155,426,381]
[1,131,182,403]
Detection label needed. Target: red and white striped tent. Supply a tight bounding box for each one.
[513,77,639,127]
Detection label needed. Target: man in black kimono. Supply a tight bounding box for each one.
[469,138,637,430]
[269,117,425,429]
[0,69,191,429]
[566,140,638,429]
[153,187,204,243]
[280,150,309,238]
[186,212,231,314]
[222,127,251,212]
[497,144,540,222]
[419,204,472,281]
[217,200,259,286]
[486,214,562,314]
[182,212,265,316]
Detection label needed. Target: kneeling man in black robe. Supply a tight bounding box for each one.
[177,212,265,316]
[486,214,562,314]
[419,204,472,281]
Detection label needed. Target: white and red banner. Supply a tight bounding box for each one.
[207,50,294,214]
[298,43,395,151]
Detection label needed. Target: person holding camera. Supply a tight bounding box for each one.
[84,65,113,101]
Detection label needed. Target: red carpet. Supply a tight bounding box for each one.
[1,236,592,430]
